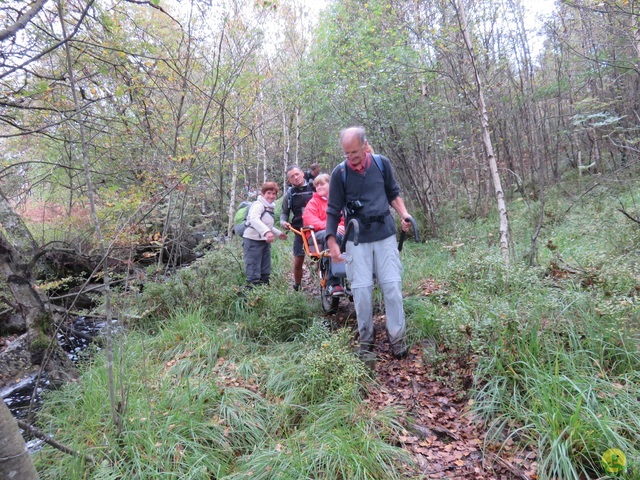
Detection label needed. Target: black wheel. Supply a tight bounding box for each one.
[321,288,340,314]
[319,256,339,313]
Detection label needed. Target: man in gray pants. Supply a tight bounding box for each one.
[325,126,413,362]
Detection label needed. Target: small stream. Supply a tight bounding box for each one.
[2,316,107,420]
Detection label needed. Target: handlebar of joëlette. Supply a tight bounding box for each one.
[398,217,419,252]
[284,222,358,256]
[340,219,360,253]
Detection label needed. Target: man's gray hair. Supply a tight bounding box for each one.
[339,126,366,146]
[286,165,303,174]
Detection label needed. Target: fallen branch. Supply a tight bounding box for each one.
[564,182,599,214]
[47,276,135,302]
[17,419,96,464]
[617,200,640,226]
[55,323,97,343]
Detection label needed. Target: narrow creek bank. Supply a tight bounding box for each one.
[2,316,110,423]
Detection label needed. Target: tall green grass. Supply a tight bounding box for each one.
[411,179,640,478]
[35,307,411,479]
[474,315,640,479]
[34,176,640,479]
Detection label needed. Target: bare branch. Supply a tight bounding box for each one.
[0,0,49,42]
[0,0,96,81]
[618,201,640,225]
[16,419,96,464]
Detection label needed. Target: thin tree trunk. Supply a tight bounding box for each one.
[295,105,300,165]
[227,102,240,237]
[454,0,510,265]
[58,0,121,434]
[258,87,267,187]
[282,99,289,180]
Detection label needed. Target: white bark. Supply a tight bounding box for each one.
[454,0,510,265]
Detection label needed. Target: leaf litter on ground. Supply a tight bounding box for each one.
[295,263,537,479]
[327,302,537,480]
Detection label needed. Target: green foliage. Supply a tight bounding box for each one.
[403,296,439,342]
[129,245,246,327]
[298,326,368,402]
[32,169,640,480]
[234,284,316,342]
[474,315,640,480]
[399,179,640,478]
[224,400,412,480]
[34,309,410,479]
[247,322,367,409]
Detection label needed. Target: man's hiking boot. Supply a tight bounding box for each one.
[358,342,376,370]
[359,351,376,371]
[391,339,409,360]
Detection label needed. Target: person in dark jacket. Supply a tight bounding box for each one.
[304,163,321,186]
[325,127,413,362]
[280,165,314,291]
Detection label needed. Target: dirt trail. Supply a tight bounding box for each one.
[316,282,537,479]
[363,314,535,479]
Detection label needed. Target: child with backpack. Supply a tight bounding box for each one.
[242,182,287,287]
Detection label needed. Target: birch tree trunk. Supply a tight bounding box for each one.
[0,400,39,480]
[258,87,267,187]
[453,0,510,265]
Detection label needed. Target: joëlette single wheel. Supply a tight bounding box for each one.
[321,288,340,314]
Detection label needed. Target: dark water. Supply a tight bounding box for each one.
[2,317,106,420]
[1,317,114,452]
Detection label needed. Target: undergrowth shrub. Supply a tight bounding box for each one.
[126,242,318,334]
[235,285,316,342]
[223,399,413,480]
[36,310,398,479]
[251,322,367,409]
[298,325,367,403]
[473,314,640,480]
[403,296,440,342]
[130,246,245,328]
[449,250,545,299]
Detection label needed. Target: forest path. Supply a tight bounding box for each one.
[299,264,537,479]
[362,313,536,480]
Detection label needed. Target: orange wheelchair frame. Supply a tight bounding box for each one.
[288,217,418,314]
[287,224,348,313]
